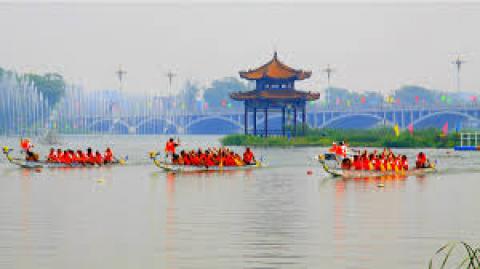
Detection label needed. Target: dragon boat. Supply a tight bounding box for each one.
[2,146,126,169]
[148,151,262,173]
[317,153,436,178]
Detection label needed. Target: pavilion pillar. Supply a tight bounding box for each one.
[244,104,248,135]
[253,108,257,136]
[302,105,306,135]
[282,106,286,136]
[293,106,297,137]
[264,108,268,137]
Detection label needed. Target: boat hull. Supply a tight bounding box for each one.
[150,153,262,173]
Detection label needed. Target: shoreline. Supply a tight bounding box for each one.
[221,128,458,149]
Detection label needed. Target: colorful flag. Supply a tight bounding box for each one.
[360,96,366,104]
[407,123,414,135]
[415,96,419,103]
[393,124,400,137]
[442,121,449,136]
[336,97,341,105]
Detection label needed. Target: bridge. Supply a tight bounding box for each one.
[65,105,480,134]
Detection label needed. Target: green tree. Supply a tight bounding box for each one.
[179,80,201,113]
[203,77,248,110]
[24,72,66,105]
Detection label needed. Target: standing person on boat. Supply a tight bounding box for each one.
[20,138,33,153]
[243,147,255,165]
[165,138,179,159]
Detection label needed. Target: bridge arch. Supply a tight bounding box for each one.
[412,111,480,128]
[88,119,131,133]
[135,117,179,134]
[185,115,243,134]
[319,113,393,129]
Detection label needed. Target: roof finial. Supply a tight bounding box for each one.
[273,50,278,59]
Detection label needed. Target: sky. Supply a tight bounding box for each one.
[0,1,479,95]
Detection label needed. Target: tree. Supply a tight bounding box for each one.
[179,80,201,113]
[24,72,66,105]
[203,77,248,110]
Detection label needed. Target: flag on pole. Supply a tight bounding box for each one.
[407,123,414,135]
[393,124,400,137]
[442,121,449,136]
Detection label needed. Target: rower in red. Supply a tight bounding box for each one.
[416,152,428,168]
[243,147,255,165]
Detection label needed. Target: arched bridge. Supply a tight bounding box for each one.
[68,106,480,134]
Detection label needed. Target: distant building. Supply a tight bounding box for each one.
[230,52,319,136]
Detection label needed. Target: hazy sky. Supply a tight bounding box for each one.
[1,2,479,95]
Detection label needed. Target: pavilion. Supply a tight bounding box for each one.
[230,52,320,136]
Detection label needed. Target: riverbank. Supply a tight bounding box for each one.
[221,128,458,148]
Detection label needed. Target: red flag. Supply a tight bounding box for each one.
[360,96,366,104]
[442,122,449,136]
[407,123,414,135]
[415,96,419,103]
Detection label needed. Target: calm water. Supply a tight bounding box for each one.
[0,135,479,269]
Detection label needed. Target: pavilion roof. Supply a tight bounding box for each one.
[239,52,312,81]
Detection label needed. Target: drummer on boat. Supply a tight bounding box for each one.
[165,138,179,158]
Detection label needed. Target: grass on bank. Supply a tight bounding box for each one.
[221,127,458,148]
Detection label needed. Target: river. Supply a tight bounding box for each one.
[0,135,479,268]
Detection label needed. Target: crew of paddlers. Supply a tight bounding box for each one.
[45,147,115,165]
[165,138,256,166]
[13,137,435,172]
[328,142,433,171]
[20,138,115,165]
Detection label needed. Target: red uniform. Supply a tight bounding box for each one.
[353,159,362,170]
[205,155,215,167]
[47,151,57,162]
[95,153,103,165]
[165,141,177,154]
[104,150,113,163]
[61,152,72,164]
[362,158,370,170]
[243,150,254,164]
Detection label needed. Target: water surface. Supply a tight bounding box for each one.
[0,135,479,268]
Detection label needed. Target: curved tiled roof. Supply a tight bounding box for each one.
[239,52,312,81]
